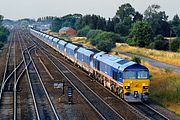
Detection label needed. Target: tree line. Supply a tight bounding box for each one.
[0,15,10,49]
[50,4,180,52]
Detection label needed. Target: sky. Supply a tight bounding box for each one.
[0,0,180,20]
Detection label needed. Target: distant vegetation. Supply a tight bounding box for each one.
[49,3,180,53]
[50,14,82,32]
[0,15,10,49]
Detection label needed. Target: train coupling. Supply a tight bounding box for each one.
[134,91,139,98]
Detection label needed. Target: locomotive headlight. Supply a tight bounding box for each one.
[125,86,130,89]
[143,86,149,89]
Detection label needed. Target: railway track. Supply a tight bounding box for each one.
[29,29,171,120]
[14,30,35,120]
[130,102,169,120]
[0,28,170,120]
[0,29,59,120]
[30,38,126,120]
[0,29,35,120]
[19,30,60,120]
[0,30,17,119]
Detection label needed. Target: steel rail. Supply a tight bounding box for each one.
[30,49,60,120]
[140,102,169,120]
[21,31,60,120]
[13,31,17,120]
[18,32,40,120]
[24,32,60,120]
[1,33,13,86]
[13,37,35,120]
[35,41,125,120]
[30,29,170,120]
[0,46,34,100]
[13,30,35,120]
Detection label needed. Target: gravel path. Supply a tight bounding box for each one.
[119,52,180,73]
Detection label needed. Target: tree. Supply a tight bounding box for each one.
[113,4,136,36]
[114,22,129,36]
[149,35,169,50]
[50,14,81,32]
[50,18,61,32]
[76,26,90,37]
[144,4,170,36]
[94,31,115,43]
[75,14,106,31]
[171,14,180,27]
[115,3,135,22]
[128,21,154,47]
[171,15,180,37]
[86,29,103,41]
[0,15,4,25]
[133,12,143,22]
[0,26,9,44]
[96,39,115,52]
[106,18,114,32]
[169,38,180,52]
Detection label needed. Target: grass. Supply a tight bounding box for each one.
[145,61,180,115]
[113,43,180,67]
[49,32,180,115]
[113,52,180,115]
[70,37,96,48]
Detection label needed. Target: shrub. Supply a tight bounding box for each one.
[131,56,141,63]
[96,39,115,52]
[169,38,180,52]
[128,21,154,47]
[0,41,4,49]
[76,26,90,37]
[90,31,115,46]
[0,32,8,42]
[86,29,103,40]
[152,40,169,50]
[0,26,9,43]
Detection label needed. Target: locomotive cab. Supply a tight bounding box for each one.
[123,64,150,102]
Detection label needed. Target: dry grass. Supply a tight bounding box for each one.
[166,102,180,115]
[71,37,87,43]
[71,37,96,48]
[114,43,180,67]
[116,52,180,115]
[46,33,180,114]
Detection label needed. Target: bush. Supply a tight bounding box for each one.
[150,40,169,50]
[169,38,180,52]
[96,39,115,52]
[131,56,141,63]
[86,29,103,41]
[76,26,90,37]
[112,34,125,43]
[128,21,154,47]
[0,41,4,49]
[89,31,115,46]
[178,47,180,52]
[0,26,9,43]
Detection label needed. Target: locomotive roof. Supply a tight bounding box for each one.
[95,54,137,71]
[124,64,149,71]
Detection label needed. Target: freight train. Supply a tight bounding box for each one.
[30,28,150,102]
